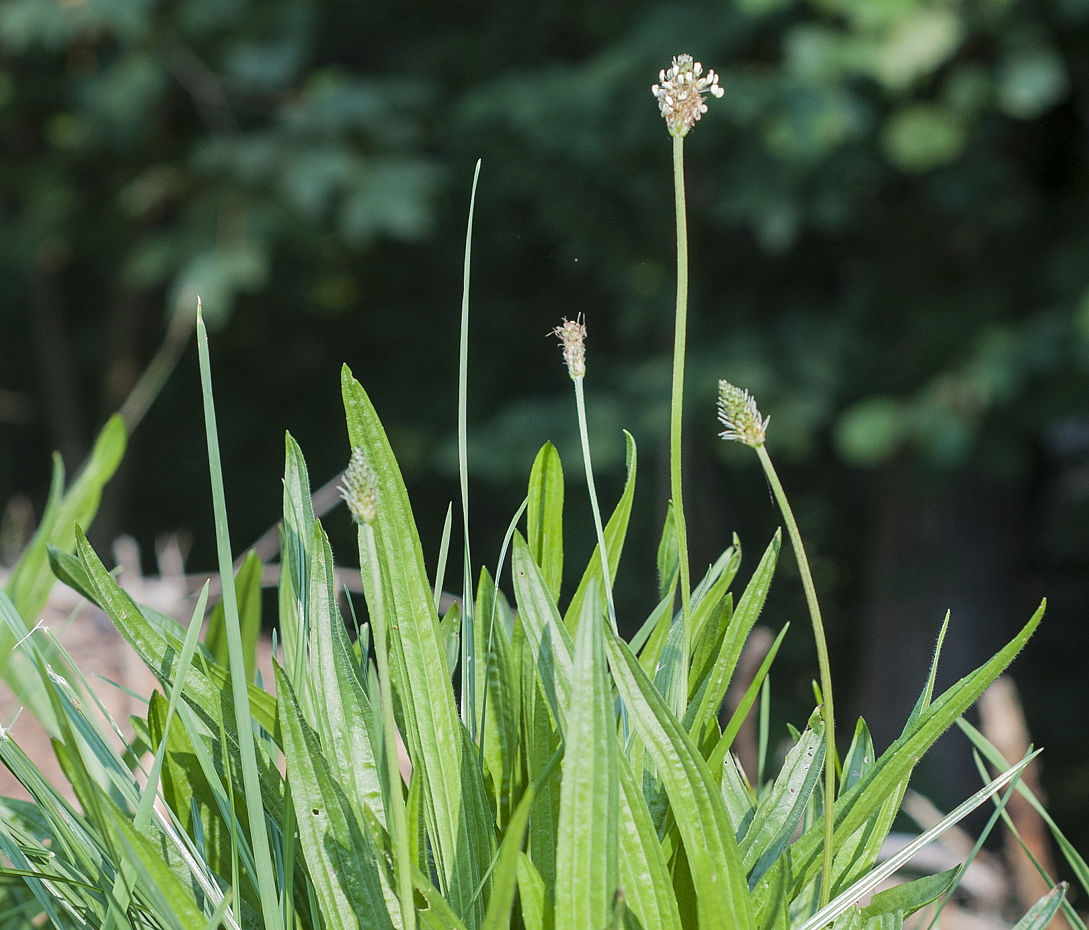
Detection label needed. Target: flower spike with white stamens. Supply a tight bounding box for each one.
[717,379,769,447]
[652,54,724,138]
[553,315,587,381]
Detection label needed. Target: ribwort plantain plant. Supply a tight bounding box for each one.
[0,54,1083,930]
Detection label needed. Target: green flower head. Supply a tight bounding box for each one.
[717,379,769,447]
[339,446,379,525]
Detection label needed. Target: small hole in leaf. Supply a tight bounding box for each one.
[312,808,321,816]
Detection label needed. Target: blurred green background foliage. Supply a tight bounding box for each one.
[1,0,1087,864]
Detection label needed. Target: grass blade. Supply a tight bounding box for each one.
[957,716,1089,901]
[458,159,482,733]
[196,304,283,930]
[203,551,262,686]
[757,601,1045,909]
[795,752,1038,930]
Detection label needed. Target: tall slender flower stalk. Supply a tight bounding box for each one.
[553,315,618,630]
[717,380,837,906]
[652,54,724,711]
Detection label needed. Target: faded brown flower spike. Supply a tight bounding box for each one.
[652,54,724,138]
[553,315,587,381]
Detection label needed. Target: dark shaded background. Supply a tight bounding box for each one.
[1,0,1087,870]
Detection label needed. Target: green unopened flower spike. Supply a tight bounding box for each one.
[339,446,378,525]
[652,54,724,138]
[717,379,769,447]
[553,315,587,381]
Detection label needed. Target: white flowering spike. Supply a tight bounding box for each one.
[339,446,379,525]
[652,53,724,138]
[553,315,587,381]
[717,379,769,447]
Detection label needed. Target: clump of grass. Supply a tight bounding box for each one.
[0,53,1082,930]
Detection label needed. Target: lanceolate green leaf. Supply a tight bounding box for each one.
[481,785,534,930]
[709,623,790,773]
[631,588,677,671]
[4,414,126,626]
[510,543,681,929]
[308,521,384,829]
[511,532,575,723]
[516,853,550,930]
[196,304,283,930]
[68,530,279,739]
[832,618,951,899]
[148,692,262,921]
[605,629,755,930]
[688,590,732,701]
[520,621,562,897]
[656,501,680,601]
[342,365,491,925]
[554,587,619,930]
[475,567,519,825]
[276,663,395,930]
[858,868,957,922]
[1011,883,1068,930]
[689,543,742,647]
[616,755,684,930]
[527,442,564,602]
[99,796,213,930]
[564,430,637,633]
[413,867,469,930]
[636,544,739,686]
[651,609,687,714]
[741,708,825,887]
[829,718,900,898]
[686,532,780,743]
[282,431,318,692]
[769,602,1045,903]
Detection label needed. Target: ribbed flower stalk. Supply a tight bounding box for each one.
[653,54,724,713]
[553,316,618,631]
[717,379,838,907]
[340,450,415,930]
